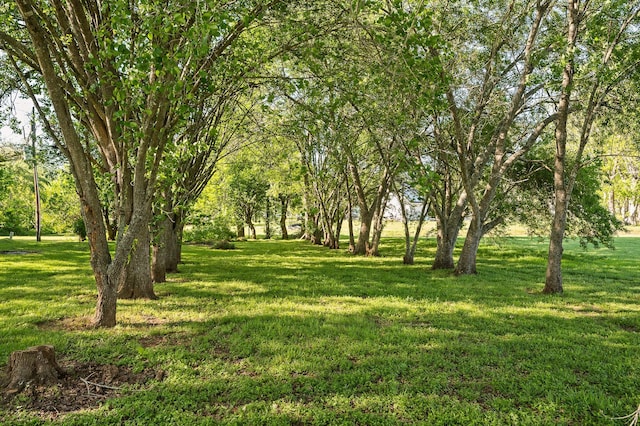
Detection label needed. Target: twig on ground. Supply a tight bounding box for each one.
[80,377,127,391]
[606,404,640,426]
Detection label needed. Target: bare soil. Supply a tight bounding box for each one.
[1,359,164,421]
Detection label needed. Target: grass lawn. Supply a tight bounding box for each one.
[1,234,640,425]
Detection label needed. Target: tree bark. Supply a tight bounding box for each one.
[164,213,182,273]
[544,0,579,294]
[432,204,464,270]
[151,243,166,284]
[4,345,64,395]
[118,221,157,300]
[354,211,373,255]
[279,195,289,240]
[455,218,482,275]
[264,197,271,239]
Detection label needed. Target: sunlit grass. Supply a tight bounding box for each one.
[1,235,640,424]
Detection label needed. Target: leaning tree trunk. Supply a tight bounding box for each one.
[4,345,64,395]
[455,218,483,275]
[368,211,384,256]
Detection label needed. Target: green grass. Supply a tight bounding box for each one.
[1,235,640,424]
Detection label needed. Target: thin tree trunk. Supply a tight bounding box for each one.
[264,197,271,239]
[248,221,256,239]
[167,217,183,271]
[31,114,41,243]
[544,0,579,294]
[279,195,288,240]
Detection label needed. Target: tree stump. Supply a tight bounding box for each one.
[4,345,64,395]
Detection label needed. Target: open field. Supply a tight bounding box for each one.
[1,235,640,424]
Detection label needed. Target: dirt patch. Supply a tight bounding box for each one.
[37,316,93,331]
[1,360,164,421]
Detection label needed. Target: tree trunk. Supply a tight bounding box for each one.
[455,218,482,275]
[4,345,64,395]
[248,221,256,239]
[151,244,166,284]
[545,204,567,293]
[279,195,289,240]
[237,224,245,238]
[368,212,384,256]
[165,217,182,273]
[432,213,463,270]
[354,211,373,255]
[151,211,171,283]
[264,197,271,239]
[310,215,323,245]
[347,193,356,253]
[544,0,578,294]
[118,222,157,300]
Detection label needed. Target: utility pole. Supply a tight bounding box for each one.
[30,109,41,242]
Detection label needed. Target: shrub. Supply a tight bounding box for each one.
[211,240,235,250]
[183,219,235,243]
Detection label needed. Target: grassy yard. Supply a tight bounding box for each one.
[1,235,640,425]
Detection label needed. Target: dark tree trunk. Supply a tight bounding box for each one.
[264,197,271,239]
[152,243,166,284]
[118,222,157,300]
[165,217,182,273]
[279,195,289,240]
[4,345,64,395]
[248,221,257,239]
[103,203,117,241]
[432,212,463,270]
[347,195,356,253]
[237,224,245,238]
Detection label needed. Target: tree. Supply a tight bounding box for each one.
[600,134,640,225]
[227,155,270,240]
[425,0,557,275]
[544,0,640,293]
[0,149,33,234]
[0,0,289,326]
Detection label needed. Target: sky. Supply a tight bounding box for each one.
[1,96,32,145]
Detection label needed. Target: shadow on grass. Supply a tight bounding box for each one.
[3,237,640,424]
